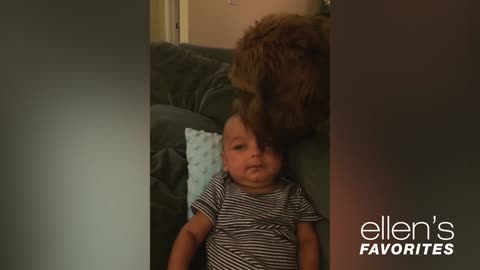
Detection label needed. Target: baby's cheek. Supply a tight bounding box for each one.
[231,165,246,177]
[267,155,283,168]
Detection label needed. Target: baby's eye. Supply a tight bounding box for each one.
[233,144,246,150]
[264,145,273,151]
[261,142,273,150]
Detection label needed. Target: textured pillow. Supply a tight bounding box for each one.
[185,128,223,219]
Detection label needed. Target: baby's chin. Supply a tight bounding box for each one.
[244,167,265,178]
[229,168,278,186]
[243,171,275,185]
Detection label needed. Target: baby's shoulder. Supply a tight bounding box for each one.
[280,177,306,197]
[209,171,232,187]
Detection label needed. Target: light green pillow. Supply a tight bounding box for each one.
[185,128,223,219]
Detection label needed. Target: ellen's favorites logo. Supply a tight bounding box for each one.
[360,216,454,255]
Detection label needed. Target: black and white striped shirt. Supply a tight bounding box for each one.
[192,171,321,270]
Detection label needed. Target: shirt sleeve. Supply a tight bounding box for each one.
[191,172,226,226]
[297,187,323,223]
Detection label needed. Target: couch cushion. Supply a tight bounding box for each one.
[197,66,236,126]
[150,41,229,111]
[150,105,220,270]
[179,43,233,63]
[150,104,222,152]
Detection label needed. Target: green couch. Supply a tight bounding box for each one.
[150,41,329,270]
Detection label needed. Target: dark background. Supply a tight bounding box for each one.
[332,0,479,269]
[2,0,478,269]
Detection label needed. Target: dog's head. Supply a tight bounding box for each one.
[230,13,330,147]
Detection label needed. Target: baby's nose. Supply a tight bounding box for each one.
[250,143,263,157]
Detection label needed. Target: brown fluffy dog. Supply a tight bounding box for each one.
[230,13,330,148]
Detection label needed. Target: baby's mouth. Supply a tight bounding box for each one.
[246,164,264,170]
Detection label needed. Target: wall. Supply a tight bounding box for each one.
[179,0,189,43]
[187,0,319,48]
[150,0,165,42]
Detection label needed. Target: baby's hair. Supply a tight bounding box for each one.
[223,112,284,153]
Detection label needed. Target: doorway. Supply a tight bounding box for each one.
[164,0,180,44]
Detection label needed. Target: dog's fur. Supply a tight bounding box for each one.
[230,13,330,148]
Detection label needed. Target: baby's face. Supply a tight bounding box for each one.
[222,115,282,191]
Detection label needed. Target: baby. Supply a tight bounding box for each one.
[167,114,321,270]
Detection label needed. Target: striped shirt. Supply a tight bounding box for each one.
[192,171,321,270]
